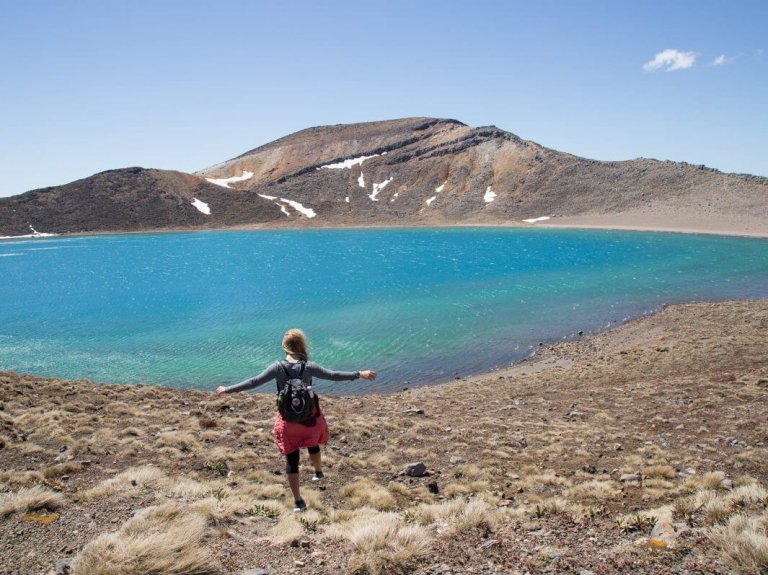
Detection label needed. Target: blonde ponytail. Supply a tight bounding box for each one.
[282,328,309,361]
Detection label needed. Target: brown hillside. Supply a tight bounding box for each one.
[1,117,766,235]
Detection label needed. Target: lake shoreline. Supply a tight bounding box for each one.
[2,298,767,574]
[2,216,767,241]
[2,227,767,392]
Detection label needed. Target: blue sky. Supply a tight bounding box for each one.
[1,0,765,197]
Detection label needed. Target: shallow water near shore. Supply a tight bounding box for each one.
[1,227,767,394]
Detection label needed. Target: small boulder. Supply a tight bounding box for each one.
[620,473,641,483]
[55,559,73,575]
[477,539,499,550]
[404,462,427,477]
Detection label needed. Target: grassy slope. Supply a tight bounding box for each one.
[1,300,767,574]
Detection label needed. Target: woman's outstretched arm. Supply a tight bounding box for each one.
[216,363,280,395]
[308,363,377,381]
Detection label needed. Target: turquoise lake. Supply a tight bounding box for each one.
[1,228,767,394]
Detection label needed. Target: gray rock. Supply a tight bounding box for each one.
[449,456,466,464]
[477,539,499,550]
[55,559,73,575]
[619,473,641,483]
[719,478,734,490]
[404,462,427,477]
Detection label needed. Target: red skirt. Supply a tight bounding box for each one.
[272,408,329,455]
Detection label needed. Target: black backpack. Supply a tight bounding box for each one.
[277,361,315,424]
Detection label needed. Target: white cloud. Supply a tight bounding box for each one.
[712,54,736,66]
[643,49,696,72]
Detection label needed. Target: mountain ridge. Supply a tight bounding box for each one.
[1,117,766,236]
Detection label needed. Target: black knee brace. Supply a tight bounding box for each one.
[285,449,300,474]
[308,445,320,455]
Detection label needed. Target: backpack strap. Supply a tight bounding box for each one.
[279,360,306,380]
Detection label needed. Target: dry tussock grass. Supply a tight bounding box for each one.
[42,462,83,479]
[71,428,121,457]
[339,479,396,510]
[729,483,768,506]
[451,463,491,481]
[518,471,572,493]
[367,453,394,469]
[297,508,323,531]
[239,482,285,501]
[246,499,284,519]
[164,477,216,499]
[688,482,768,526]
[19,442,45,455]
[410,496,498,534]
[190,495,251,525]
[336,456,371,470]
[643,464,677,479]
[81,465,167,500]
[697,490,734,525]
[526,496,573,518]
[244,469,282,484]
[0,469,45,488]
[443,480,490,499]
[71,502,219,575]
[324,508,430,575]
[0,486,66,517]
[709,513,768,574]
[155,430,199,452]
[564,479,620,501]
[387,482,434,505]
[270,513,305,544]
[482,448,514,460]
[642,478,676,490]
[700,471,728,488]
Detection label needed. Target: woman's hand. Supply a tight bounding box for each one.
[215,386,226,396]
[359,370,377,381]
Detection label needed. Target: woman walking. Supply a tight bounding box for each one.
[216,328,376,511]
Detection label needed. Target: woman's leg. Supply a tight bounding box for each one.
[308,445,322,473]
[285,449,302,501]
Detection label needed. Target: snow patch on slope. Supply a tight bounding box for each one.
[258,194,316,218]
[483,186,496,203]
[191,198,211,215]
[282,199,316,218]
[0,225,58,240]
[205,171,254,188]
[319,152,386,170]
[369,177,393,202]
[522,216,551,223]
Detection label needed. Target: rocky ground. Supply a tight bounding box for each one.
[1,300,767,575]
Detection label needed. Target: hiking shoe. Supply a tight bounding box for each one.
[311,471,325,482]
[293,499,307,512]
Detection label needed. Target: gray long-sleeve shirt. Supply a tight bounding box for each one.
[223,361,359,394]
